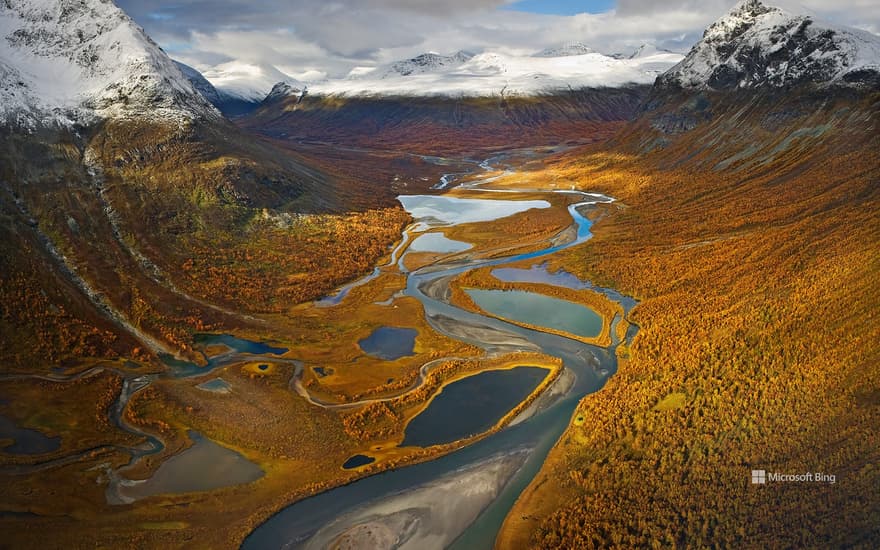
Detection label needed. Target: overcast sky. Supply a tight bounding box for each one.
[117,0,880,81]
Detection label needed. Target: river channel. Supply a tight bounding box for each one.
[242,156,638,549]
[0,153,636,547]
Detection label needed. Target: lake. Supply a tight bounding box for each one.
[402,367,548,448]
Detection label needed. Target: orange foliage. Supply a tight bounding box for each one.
[178,208,410,313]
[502,93,880,549]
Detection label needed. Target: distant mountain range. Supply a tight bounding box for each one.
[176,0,879,110]
[318,47,682,96]
[172,42,682,114]
[171,43,681,113]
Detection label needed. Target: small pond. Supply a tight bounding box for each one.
[358,327,417,361]
[342,454,376,470]
[0,414,61,455]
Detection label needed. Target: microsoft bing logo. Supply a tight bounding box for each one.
[749,468,835,484]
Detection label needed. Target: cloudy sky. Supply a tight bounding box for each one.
[118,0,880,82]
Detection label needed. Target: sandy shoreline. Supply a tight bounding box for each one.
[509,366,575,427]
[301,450,530,550]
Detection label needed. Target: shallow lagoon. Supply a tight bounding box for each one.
[119,431,263,501]
[398,195,550,229]
[160,334,288,377]
[409,232,472,253]
[466,289,602,339]
[193,333,288,356]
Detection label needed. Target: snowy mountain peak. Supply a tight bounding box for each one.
[657,0,880,90]
[533,42,596,58]
[201,61,293,103]
[628,44,675,59]
[726,0,775,21]
[264,81,305,103]
[381,51,474,78]
[0,0,218,127]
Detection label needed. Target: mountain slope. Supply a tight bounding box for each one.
[244,87,651,155]
[533,42,596,57]
[627,43,676,59]
[658,0,880,90]
[0,0,218,127]
[173,60,222,105]
[0,0,408,368]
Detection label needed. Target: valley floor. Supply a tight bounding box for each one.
[1,92,878,549]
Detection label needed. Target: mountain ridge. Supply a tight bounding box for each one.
[262,48,682,98]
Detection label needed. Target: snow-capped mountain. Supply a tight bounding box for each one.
[628,44,677,59]
[297,48,683,97]
[0,0,217,127]
[533,42,595,58]
[263,81,305,104]
[175,59,299,116]
[657,0,880,90]
[201,61,295,103]
[379,51,474,78]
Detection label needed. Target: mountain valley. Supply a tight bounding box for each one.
[0,0,878,548]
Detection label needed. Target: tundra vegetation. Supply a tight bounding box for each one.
[497,92,880,548]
